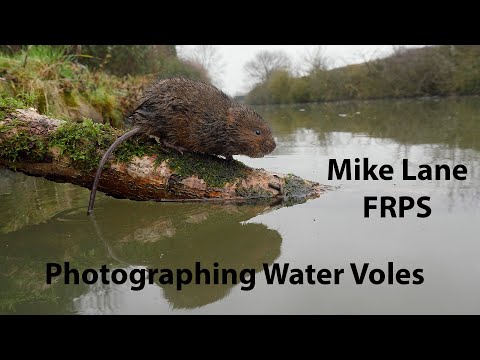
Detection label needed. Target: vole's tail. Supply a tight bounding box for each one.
[87,126,142,215]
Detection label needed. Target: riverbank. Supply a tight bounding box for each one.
[251,93,480,109]
[0,46,207,127]
[245,45,480,105]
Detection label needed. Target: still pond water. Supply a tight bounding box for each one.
[1,97,479,314]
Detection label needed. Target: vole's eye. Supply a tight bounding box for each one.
[255,130,261,136]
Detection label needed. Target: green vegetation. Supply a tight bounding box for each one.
[0,92,37,118]
[164,153,249,188]
[0,129,47,164]
[235,185,274,198]
[0,95,49,165]
[246,45,480,105]
[114,136,159,163]
[48,119,164,171]
[0,45,209,127]
[75,45,195,77]
[284,174,314,198]
[49,119,117,171]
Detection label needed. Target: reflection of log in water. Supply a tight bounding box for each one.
[128,215,280,309]
[0,168,89,234]
[94,201,283,309]
[0,200,284,312]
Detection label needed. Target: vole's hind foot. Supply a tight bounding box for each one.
[161,140,186,155]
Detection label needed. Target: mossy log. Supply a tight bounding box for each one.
[0,108,326,204]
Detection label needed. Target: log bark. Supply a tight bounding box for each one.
[0,108,327,204]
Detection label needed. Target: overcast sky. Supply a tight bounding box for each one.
[177,45,426,96]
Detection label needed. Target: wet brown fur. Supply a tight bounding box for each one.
[129,77,276,158]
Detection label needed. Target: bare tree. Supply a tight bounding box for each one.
[392,45,408,56]
[244,50,291,83]
[356,48,383,75]
[302,45,329,74]
[178,45,225,87]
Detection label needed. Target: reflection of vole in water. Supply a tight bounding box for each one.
[87,77,276,215]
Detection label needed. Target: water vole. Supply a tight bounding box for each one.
[87,77,276,214]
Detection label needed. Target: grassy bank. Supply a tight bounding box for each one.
[0,45,208,127]
[245,45,480,105]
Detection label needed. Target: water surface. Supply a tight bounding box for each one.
[1,96,479,314]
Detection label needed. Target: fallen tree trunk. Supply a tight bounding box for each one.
[0,108,326,204]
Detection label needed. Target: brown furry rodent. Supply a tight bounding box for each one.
[87,77,276,215]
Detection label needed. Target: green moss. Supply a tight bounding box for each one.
[0,97,24,118]
[115,136,159,163]
[0,93,37,119]
[163,153,250,188]
[235,185,273,198]
[0,127,48,164]
[49,118,116,171]
[284,174,313,198]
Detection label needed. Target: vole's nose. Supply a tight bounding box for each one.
[268,139,276,152]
